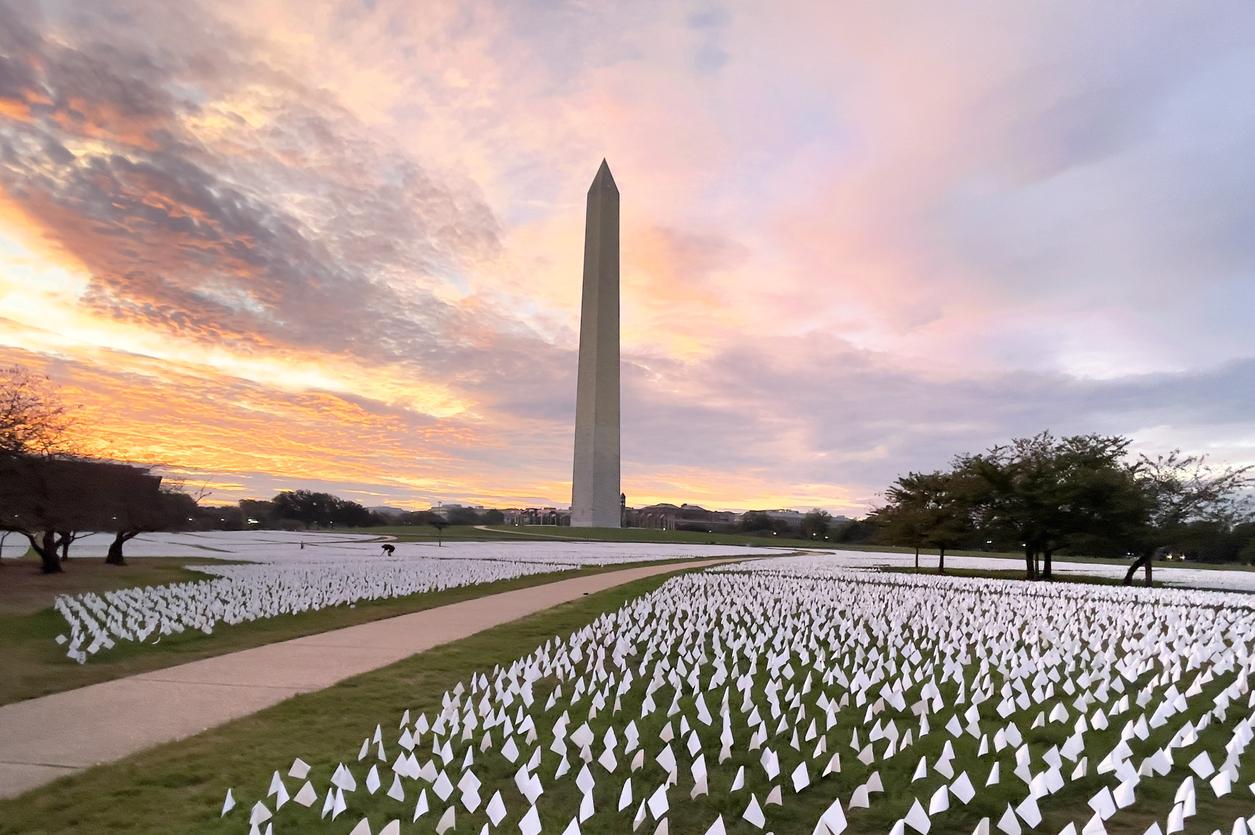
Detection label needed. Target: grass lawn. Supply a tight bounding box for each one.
[0,555,697,707]
[2,568,1249,834]
[0,556,242,617]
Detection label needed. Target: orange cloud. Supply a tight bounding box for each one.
[0,0,1250,515]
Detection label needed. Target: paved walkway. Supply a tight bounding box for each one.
[0,558,739,799]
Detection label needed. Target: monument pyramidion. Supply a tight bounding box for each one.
[570,160,621,528]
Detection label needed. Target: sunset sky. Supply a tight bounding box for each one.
[1,1,1253,514]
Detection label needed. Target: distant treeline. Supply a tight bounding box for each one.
[216,492,505,530]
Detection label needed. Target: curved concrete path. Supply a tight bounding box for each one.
[0,557,740,799]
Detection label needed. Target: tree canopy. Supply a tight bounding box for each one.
[271,490,379,528]
[872,432,1253,584]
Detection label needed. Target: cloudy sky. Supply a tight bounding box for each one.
[1,1,1253,514]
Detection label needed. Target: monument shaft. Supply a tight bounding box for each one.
[571,161,621,528]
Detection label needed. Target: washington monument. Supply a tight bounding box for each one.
[570,160,621,528]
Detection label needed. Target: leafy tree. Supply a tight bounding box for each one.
[875,430,1252,584]
[272,490,334,527]
[445,506,483,526]
[739,511,774,533]
[960,433,1134,579]
[270,491,378,528]
[239,499,276,527]
[0,458,165,573]
[1122,452,1253,585]
[876,471,975,574]
[829,518,876,544]
[869,490,931,569]
[801,509,832,540]
[106,488,196,566]
[739,511,796,536]
[400,510,442,526]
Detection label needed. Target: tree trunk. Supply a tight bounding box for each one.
[1143,555,1152,587]
[1123,550,1153,586]
[914,546,919,570]
[58,532,72,561]
[938,547,946,574]
[37,530,62,574]
[1024,546,1036,580]
[105,532,131,566]
[1042,549,1053,580]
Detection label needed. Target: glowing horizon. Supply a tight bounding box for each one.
[1,1,1252,515]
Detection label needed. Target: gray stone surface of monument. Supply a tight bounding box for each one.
[570,160,621,528]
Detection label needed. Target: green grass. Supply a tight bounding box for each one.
[0,556,243,617]
[0,557,692,707]
[3,568,1249,834]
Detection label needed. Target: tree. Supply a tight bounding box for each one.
[960,433,1134,580]
[273,490,334,528]
[1122,452,1253,586]
[105,485,192,566]
[0,367,74,458]
[430,517,449,546]
[739,511,774,533]
[239,499,276,527]
[400,510,442,526]
[876,471,975,574]
[829,518,876,544]
[801,509,832,540]
[55,530,86,562]
[446,506,483,526]
[739,511,796,536]
[0,457,161,573]
[869,492,930,569]
[271,491,378,528]
[0,368,81,572]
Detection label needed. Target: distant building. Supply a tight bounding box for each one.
[431,503,485,520]
[752,509,806,524]
[627,503,739,532]
[503,507,571,526]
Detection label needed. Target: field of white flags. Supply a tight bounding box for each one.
[22,530,788,567]
[222,555,1255,835]
[52,557,572,664]
[48,533,787,663]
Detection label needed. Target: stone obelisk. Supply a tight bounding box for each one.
[570,160,621,528]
